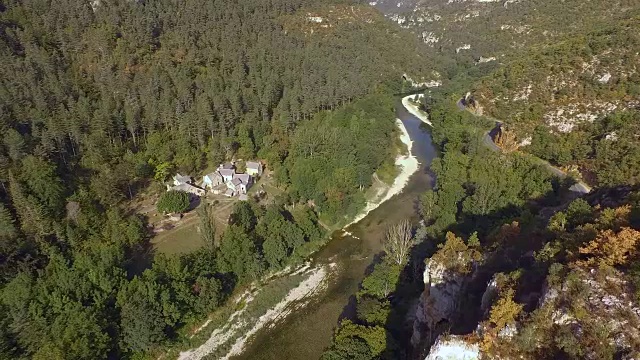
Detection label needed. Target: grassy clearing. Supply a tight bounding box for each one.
[150,216,204,255]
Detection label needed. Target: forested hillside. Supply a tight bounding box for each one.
[321,90,640,359]
[373,0,637,73]
[471,17,640,135]
[377,0,640,184]
[466,16,640,188]
[411,99,640,358]
[0,0,430,358]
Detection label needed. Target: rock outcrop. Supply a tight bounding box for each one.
[411,232,481,353]
[424,335,479,360]
[539,267,640,359]
[412,260,467,346]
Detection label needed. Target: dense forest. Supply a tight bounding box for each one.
[0,0,431,358]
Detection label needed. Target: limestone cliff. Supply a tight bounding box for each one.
[411,232,481,356]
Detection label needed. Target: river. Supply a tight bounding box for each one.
[232,100,438,360]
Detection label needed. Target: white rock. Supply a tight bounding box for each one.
[422,31,440,45]
[425,336,479,360]
[598,73,612,84]
[519,136,532,146]
[498,323,518,339]
[605,132,618,141]
[456,44,472,53]
[477,56,496,64]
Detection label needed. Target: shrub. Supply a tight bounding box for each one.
[157,190,190,213]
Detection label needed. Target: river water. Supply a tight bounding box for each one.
[233,100,437,360]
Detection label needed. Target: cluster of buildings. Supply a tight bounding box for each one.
[167,161,263,200]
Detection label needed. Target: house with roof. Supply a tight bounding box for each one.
[227,173,252,194]
[246,161,263,177]
[173,173,192,186]
[202,171,224,188]
[218,168,235,183]
[220,162,235,170]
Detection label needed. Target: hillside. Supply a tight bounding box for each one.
[0,0,433,358]
[373,0,637,67]
[471,17,640,136]
[407,97,640,360]
[380,0,640,185]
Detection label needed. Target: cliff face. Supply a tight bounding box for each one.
[411,260,468,347]
[412,190,640,359]
[416,265,640,360]
[411,232,481,356]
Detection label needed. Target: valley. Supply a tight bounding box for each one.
[0,0,639,359]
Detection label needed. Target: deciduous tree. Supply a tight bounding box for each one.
[157,190,190,214]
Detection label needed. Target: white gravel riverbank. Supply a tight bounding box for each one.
[344,118,419,228]
[402,95,432,126]
[177,264,334,360]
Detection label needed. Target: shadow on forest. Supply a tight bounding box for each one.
[337,252,388,322]
[332,175,598,359]
[126,213,157,277]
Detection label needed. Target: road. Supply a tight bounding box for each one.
[458,97,591,194]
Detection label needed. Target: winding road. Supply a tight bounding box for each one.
[411,96,591,194]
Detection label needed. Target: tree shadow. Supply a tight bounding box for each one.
[337,251,387,322]
[188,195,202,211]
[125,213,157,277]
[378,180,606,359]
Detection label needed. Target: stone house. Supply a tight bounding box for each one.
[218,168,235,183]
[173,173,192,186]
[246,161,263,177]
[203,171,224,188]
[227,173,252,194]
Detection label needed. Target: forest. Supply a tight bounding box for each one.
[471,16,640,135]
[0,0,430,358]
[322,80,640,359]
[524,110,640,187]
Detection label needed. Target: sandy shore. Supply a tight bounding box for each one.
[178,264,333,360]
[344,117,421,228]
[402,95,432,126]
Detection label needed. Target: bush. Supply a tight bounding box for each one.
[157,190,190,213]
